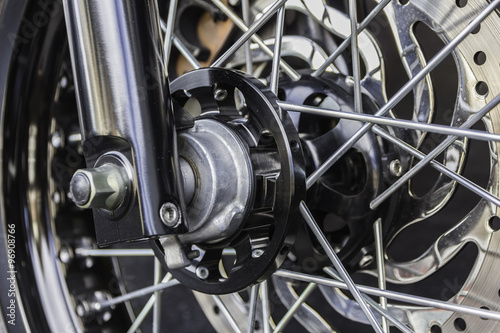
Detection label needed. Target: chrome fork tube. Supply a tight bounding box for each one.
[62,0,183,244]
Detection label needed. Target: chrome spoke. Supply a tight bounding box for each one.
[211,0,300,80]
[299,201,384,333]
[272,283,317,333]
[161,0,178,68]
[277,101,500,143]
[152,259,162,333]
[373,219,389,333]
[242,0,253,75]
[323,268,414,333]
[372,125,500,207]
[247,284,259,333]
[125,273,171,333]
[127,295,156,333]
[276,269,500,321]
[74,248,154,257]
[312,0,392,77]
[261,280,272,333]
[269,5,285,96]
[97,276,178,310]
[349,0,362,114]
[212,295,243,333]
[371,93,500,209]
[304,0,500,190]
[173,35,202,70]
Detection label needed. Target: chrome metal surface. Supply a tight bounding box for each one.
[70,163,130,210]
[63,0,182,242]
[176,119,254,243]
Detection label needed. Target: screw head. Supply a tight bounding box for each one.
[389,159,403,177]
[160,202,181,227]
[214,88,228,101]
[196,266,209,280]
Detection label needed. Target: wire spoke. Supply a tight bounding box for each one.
[373,219,389,333]
[247,284,259,333]
[97,275,178,310]
[242,0,253,75]
[276,269,500,321]
[350,0,362,115]
[299,201,384,333]
[304,0,500,190]
[371,93,500,209]
[312,0,392,77]
[261,280,272,333]
[212,295,243,333]
[323,268,414,333]
[125,273,171,333]
[162,0,178,68]
[74,248,154,257]
[277,101,500,143]
[152,259,162,333]
[272,283,317,333]
[173,35,202,70]
[269,6,285,96]
[372,125,500,207]
[211,0,300,80]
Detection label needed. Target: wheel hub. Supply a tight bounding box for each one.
[153,67,306,294]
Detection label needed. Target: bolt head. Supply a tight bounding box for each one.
[252,249,264,258]
[389,159,403,177]
[196,266,209,280]
[214,88,228,101]
[70,173,92,206]
[160,202,181,227]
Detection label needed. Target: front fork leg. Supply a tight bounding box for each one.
[62,0,185,244]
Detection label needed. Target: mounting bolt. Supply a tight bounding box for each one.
[70,163,130,210]
[389,159,403,177]
[252,249,264,258]
[160,202,181,227]
[196,266,209,280]
[214,88,228,101]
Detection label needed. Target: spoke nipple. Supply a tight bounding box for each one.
[345,76,354,87]
[359,255,374,268]
[389,159,403,177]
[160,202,181,227]
[196,266,209,280]
[58,245,74,264]
[214,88,228,101]
[51,130,63,148]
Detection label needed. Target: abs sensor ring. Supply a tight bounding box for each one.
[153,68,305,294]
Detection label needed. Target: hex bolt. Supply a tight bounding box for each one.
[160,202,181,227]
[214,88,228,101]
[196,266,209,280]
[69,163,130,210]
[389,159,403,177]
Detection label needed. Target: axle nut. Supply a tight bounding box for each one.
[70,164,130,211]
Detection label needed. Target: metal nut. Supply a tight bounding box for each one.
[389,159,403,177]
